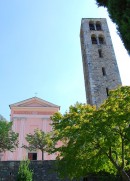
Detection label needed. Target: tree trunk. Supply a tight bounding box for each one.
[106,152,130,181]
[42,150,44,160]
[121,169,130,181]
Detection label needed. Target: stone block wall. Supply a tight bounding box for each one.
[0,161,71,181]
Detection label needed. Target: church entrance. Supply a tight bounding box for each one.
[28,153,37,160]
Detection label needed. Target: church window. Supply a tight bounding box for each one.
[28,153,37,160]
[89,21,95,30]
[91,35,97,44]
[98,49,103,57]
[98,35,105,44]
[102,67,106,76]
[96,21,102,31]
[106,88,109,96]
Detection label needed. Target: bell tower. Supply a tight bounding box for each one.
[80,18,122,106]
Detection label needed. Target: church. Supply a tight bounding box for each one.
[1,97,60,161]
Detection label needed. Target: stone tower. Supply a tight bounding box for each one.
[80,18,122,107]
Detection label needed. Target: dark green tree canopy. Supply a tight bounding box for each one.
[96,0,107,6]
[96,0,130,54]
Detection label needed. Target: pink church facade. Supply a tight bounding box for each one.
[2,97,60,161]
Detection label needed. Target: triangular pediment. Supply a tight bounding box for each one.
[18,101,47,107]
[10,97,60,108]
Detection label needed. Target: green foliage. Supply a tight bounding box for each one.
[51,87,130,181]
[96,0,130,54]
[96,0,107,7]
[0,120,18,152]
[17,160,33,181]
[51,103,97,179]
[23,129,54,160]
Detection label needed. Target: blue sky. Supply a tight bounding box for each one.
[0,0,130,120]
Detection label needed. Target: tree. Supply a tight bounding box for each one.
[51,86,130,181]
[51,103,97,179]
[17,160,33,181]
[0,120,18,153]
[23,129,54,160]
[95,0,130,54]
[93,86,130,181]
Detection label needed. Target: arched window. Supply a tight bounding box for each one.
[89,21,95,30]
[91,35,97,44]
[96,21,102,31]
[98,35,105,44]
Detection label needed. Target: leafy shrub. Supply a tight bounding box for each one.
[17,160,33,181]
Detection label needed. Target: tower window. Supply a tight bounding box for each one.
[106,88,109,96]
[89,22,95,30]
[102,67,106,76]
[98,35,105,44]
[96,22,102,31]
[91,35,97,44]
[98,49,103,57]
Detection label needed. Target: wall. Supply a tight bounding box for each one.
[0,160,71,181]
[0,161,121,181]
